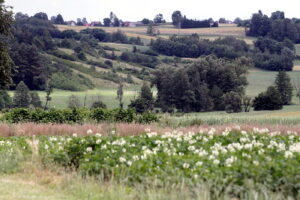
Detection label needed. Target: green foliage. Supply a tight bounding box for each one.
[29,91,42,109]
[0,90,11,110]
[10,43,47,90]
[275,71,293,105]
[0,0,13,89]
[54,14,64,25]
[253,86,283,110]
[247,10,300,43]
[48,50,77,61]
[172,10,183,28]
[77,52,87,61]
[129,82,154,113]
[152,35,249,59]
[51,72,94,91]
[153,56,249,112]
[13,81,31,108]
[4,108,158,124]
[224,92,242,113]
[120,52,159,68]
[68,95,82,109]
[91,100,107,109]
[116,83,124,109]
[38,131,300,198]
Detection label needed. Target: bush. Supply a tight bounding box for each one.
[86,60,110,69]
[49,50,77,61]
[253,86,283,110]
[224,92,242,113]
[91,101,107,109]
[136,112,159,124]
[3,108,159,124]
[51,72,94,91]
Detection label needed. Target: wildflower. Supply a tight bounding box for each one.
[96,139,102,144]
[188,146,195,151]
[119,157,126,163]
[183,163,190,169]
[86,147,93,152]
[284,151,293,158]
[289,143,300,153]
[253,161,259,166]
[127,160,132,166]
[213,159,220,165]
[72,133,77,137]
[196,161,203,167]
[87,129,93,135]
[95,133,102,137]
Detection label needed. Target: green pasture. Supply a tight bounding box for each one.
[8,88,140,109]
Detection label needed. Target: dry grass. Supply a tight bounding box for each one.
[0,122,299,137]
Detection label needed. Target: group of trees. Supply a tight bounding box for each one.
[0,81,42,110]
[252,37,295,71]
[247,10,300,43]
[151,34,295,71]
[103,12,121,27]
[253,71,293,110]
[152,56,249,112]
[171,10,218,29]
[151,35,249,59]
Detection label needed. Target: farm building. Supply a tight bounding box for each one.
[66,21,76,26]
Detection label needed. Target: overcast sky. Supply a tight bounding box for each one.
[5,0,300,22]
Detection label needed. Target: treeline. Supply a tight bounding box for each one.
[247,10,300,43]
[181,17,218,29]
[152,35,249,59]
[152,56,250,112]
[151,35,295,71]
[171,10,218,29]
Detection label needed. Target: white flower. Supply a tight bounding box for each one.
[87,129,93,135]
[188,146,195,151]
[289,143,300,153]
[86,147,93,152]
[127,160,132,166]
[195,161,203,167]
[96,139,102,144]
[225,156,236,167]
[95,133,102,137]
[253,161,259,166]
[45,144,49,150]
[213,159,220,165]
[119,157,126,163]
[183,163,190,169]
[72,133,77,137]
[132,155,139,161]
[284,151,293,158]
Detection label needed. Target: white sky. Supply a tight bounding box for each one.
[5,0,300,22]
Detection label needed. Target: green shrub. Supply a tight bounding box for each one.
[49,50,77,61]
[136,112,159,124]
[4,108,159,124]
